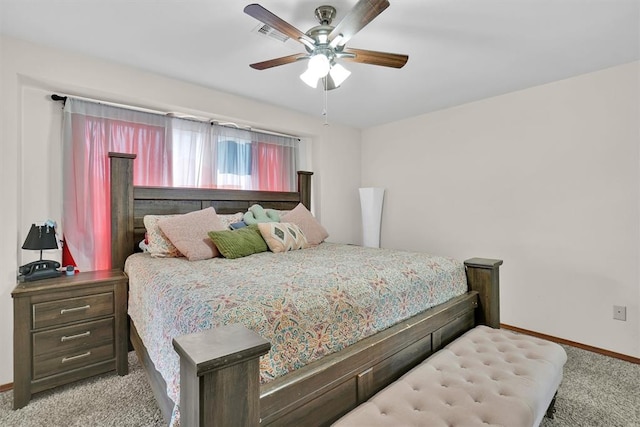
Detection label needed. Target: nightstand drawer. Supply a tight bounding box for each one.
[33,318,114,357]
[33,342,114,379]
[32,292,114,329]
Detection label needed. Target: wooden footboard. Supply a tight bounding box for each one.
[172,259,501,427]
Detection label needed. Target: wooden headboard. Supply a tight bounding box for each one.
[109,152,313,269]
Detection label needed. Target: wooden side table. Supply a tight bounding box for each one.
[12,270,128,409]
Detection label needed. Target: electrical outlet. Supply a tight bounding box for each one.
[613,305,626,321]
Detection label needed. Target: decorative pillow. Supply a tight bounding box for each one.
[158,207,226,261]
[243,204,280,224]
[258,222,309,253]
[280,203,329,245]
[229,221,248,230]
[208,224,268,259]
[143,215,181,258]
[218,212,245,229]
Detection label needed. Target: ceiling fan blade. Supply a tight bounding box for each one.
[250,53,308,70]
[341,48,408,68]
[244,4,315,48]
[328,0,390,46]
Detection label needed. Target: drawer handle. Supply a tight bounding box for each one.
[60,331,91,342]
[60,305,91,315]
[61,351,91,363]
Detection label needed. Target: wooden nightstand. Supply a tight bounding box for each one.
[12,270,128,409]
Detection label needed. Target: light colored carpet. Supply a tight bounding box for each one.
[540,344,640,427]
[0,345,638,426]
[0,352,164,427]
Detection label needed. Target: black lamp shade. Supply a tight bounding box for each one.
[22,224,58,251]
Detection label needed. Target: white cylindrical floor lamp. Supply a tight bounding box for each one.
[359,187,385,248]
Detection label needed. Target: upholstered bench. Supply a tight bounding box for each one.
[333,325,567,427]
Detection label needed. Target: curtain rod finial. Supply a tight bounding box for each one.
[51,94,67,104]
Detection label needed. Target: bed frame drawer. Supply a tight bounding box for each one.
[32,292,114,329]
[32,318,114,357]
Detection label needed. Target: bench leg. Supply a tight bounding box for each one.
[545,392,558,419]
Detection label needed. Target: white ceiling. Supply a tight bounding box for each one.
[1,0,638,128]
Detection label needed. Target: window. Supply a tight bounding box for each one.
[168,116,297,191]
[62,98,298,271]
[216,139,252,189]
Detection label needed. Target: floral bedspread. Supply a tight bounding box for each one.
[125,242,467,423]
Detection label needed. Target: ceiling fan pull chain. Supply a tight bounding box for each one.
[322,80,329,126]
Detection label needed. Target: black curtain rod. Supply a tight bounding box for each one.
[49,93,301,140]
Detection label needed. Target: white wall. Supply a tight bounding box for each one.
[362,62,640,358]
[0,35,362,385]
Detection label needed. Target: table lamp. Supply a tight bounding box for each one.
[19,223,61,282]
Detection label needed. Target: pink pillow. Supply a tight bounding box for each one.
[158,207,226,261]
[280,203,328,245]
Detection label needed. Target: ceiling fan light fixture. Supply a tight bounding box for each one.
[329,63,351,87]
[300,68,320,88]
[307,53,331,77]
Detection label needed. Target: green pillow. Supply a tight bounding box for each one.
[208,224,268,259]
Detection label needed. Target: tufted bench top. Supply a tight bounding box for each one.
[333,325,567,427]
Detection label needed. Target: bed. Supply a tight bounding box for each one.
[109,152,502,427]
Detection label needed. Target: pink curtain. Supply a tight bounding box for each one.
[252,142,290,191]
[63,108,169,271]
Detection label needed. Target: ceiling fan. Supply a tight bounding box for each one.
[244,0,408,90]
